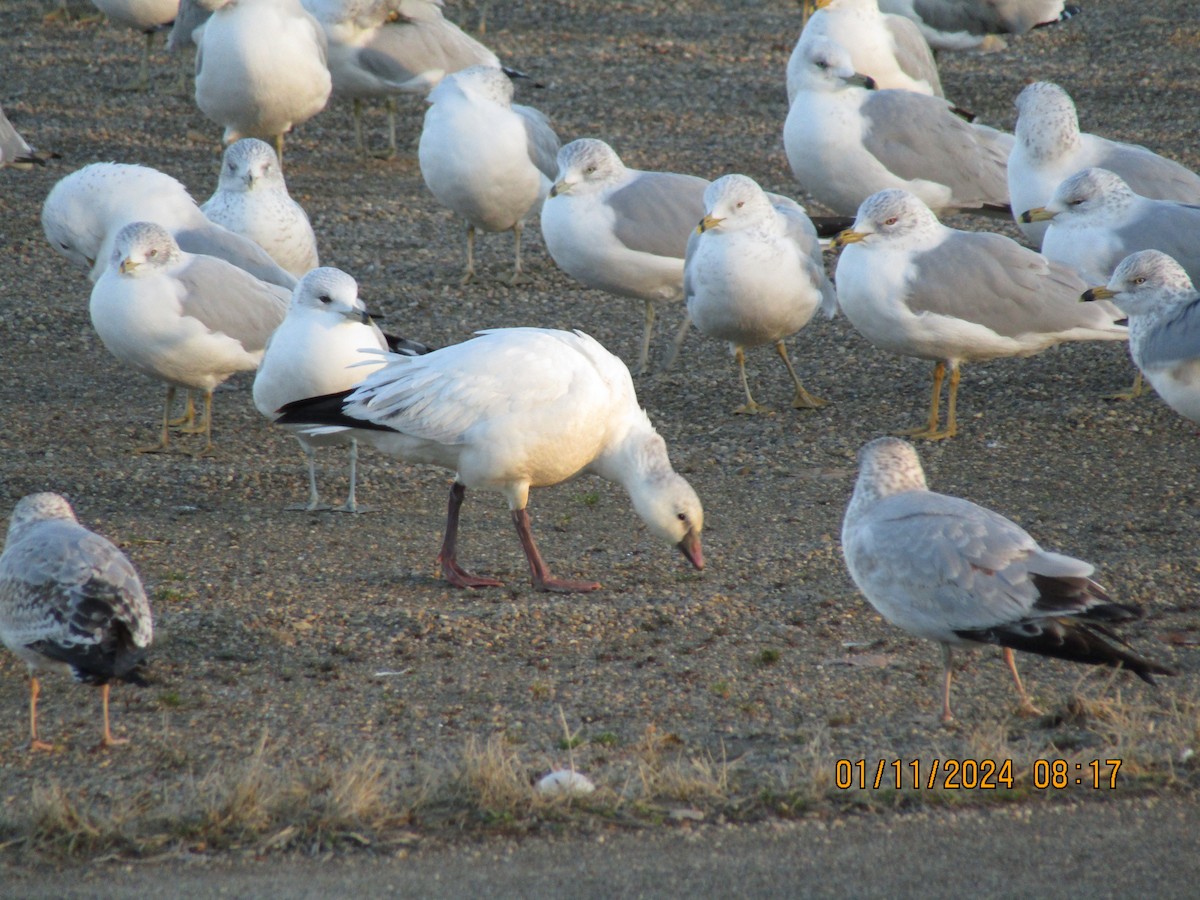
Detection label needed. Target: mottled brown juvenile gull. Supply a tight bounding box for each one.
[833,189,1126,439]
[843,437,1175,722]
[784,36,1011,217]
[1,493,153,750]
[682,174,836,414]
[1008,82,1200,248]
[276,328,704,592]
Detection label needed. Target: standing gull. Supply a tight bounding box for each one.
[202,138,321,279]
[842,437,1174,723]
[1020,167,1200,286]
[879,0,1078,51]
[540,138,709,374]
[1084,251,1200,426]
[787,0,943,103]
[1008,82,1200,248]
[91,0,181,90]
[783,36,1011,217]
[682,174,836,413]
[833,189,1126,439]
[254,267,430,511]
[90,222,291,454]
[1,493,153,749]
[194,0,333,162]
[42,162,297,289]
[418,65,558,284]
[276,327,704,592]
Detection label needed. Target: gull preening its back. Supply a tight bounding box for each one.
[1,493,153,749]
[277,327,704,592]
[842,437,1175,722]
[833,189,1127,439]
[202,138,321,278]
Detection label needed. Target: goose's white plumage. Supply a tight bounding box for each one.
[418,65,559,283]
[682,174,836,413]
[842,437,1174,722]
[278,327,705,592]
[0,493,153,749]
[1084,251,1200,426]
[90,221,291,454]
[194,0,332,156]
[541,138,709,374]
[833,189,1127,439]
[42,162,297,289]
[254,267,395,511]
[202,138,320,278]
[784,36,1011,217]
[1008,82,1200,248]
[787,0,942,103]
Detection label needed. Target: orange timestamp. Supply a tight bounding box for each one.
[834,758,1124,790]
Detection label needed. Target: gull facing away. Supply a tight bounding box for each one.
[682,174,837,414]
[832,189,1127,439]
[276,327,705,592]
[879,0,1078,51]
[202,138,320,278]
[418,65,559,284]
[783,36,1012,217]
[194,0,332,162]
[1009,82,1200,248]
[842,437,1175,722]
[787,0,943,103]
[42,162,297,289]
[541,138,710,375]
[91,0,180,90]
[89,222,291,454]
[0,102,53,169]
[1021,167,1200,286]
[1084,251,1200,426]
[254,267,430,511]
[1,493,153,750]
[303,0,507,157]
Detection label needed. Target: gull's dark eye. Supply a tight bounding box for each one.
[676,512,687,522]
[815,59,829,69]
[147,248,158,258]
[883,217,898,226]
[228,162,236,172]
[319,294,332,304]
[736,201,744,209]
[1133,277,1147,285]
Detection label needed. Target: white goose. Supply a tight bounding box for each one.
[277,327,704,592]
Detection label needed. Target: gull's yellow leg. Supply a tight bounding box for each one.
[509,222,525,285]
[29,675,54,752]
[1003,647,1043,717]
[136,386,174,453]
[99,684,129,748]
[940,644,955,724]
[733,346,769,415]
[633,299,655,376]
[1107,369,1146,402]
[897,361,945,439]
[776,340,827,409]
[184,390,217,457]
[460,224,477,284]
[168,390,196,428]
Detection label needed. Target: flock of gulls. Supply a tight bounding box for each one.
[0,0,1194,747]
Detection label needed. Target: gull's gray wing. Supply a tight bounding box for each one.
[174,223,298,289]
[1094,142,1200,205]
[516,104,560,181]
[774,198,839,316]
[859,90,1010,207]
[175,256,291,351]
[885,15,943,97]
[609,171,710,259]
[906,231,1123,336]
[167,0,211,52]
[351,45,437,91]
[1113,203,1200,278]
[1137,294,1200,368]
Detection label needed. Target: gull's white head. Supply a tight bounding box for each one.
[1014,81,1080,157]
[1086,250,1197,318]
[292,266,370,322]
[429,64,514,107]
[1036,167,1136,227]
[794,35,873,93]
[698,174,774,234]
[217,138,287,193]
[7,492,78,540]
[851,436,929,507]
[836,189,939,248]
[111,221,182,276]
[548,138,625,198]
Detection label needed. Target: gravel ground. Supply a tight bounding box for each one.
[1,0,1198,860]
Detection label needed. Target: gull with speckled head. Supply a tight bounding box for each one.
[843,437,1175,722]
[1008,82,1200,249]
[276,327,704,593]
[682,174,836,414]
[1,493,153,750]
[541,138,710,374]
[89,222,291,455]
[784,36,1011,217]
[833,189,1127,439]
[787,0,943,103]
[418,65,558,284]
[1020,167,1200,286]
[254,267,430,512]
[1083,251,1200,427]
[202,138,320,279]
